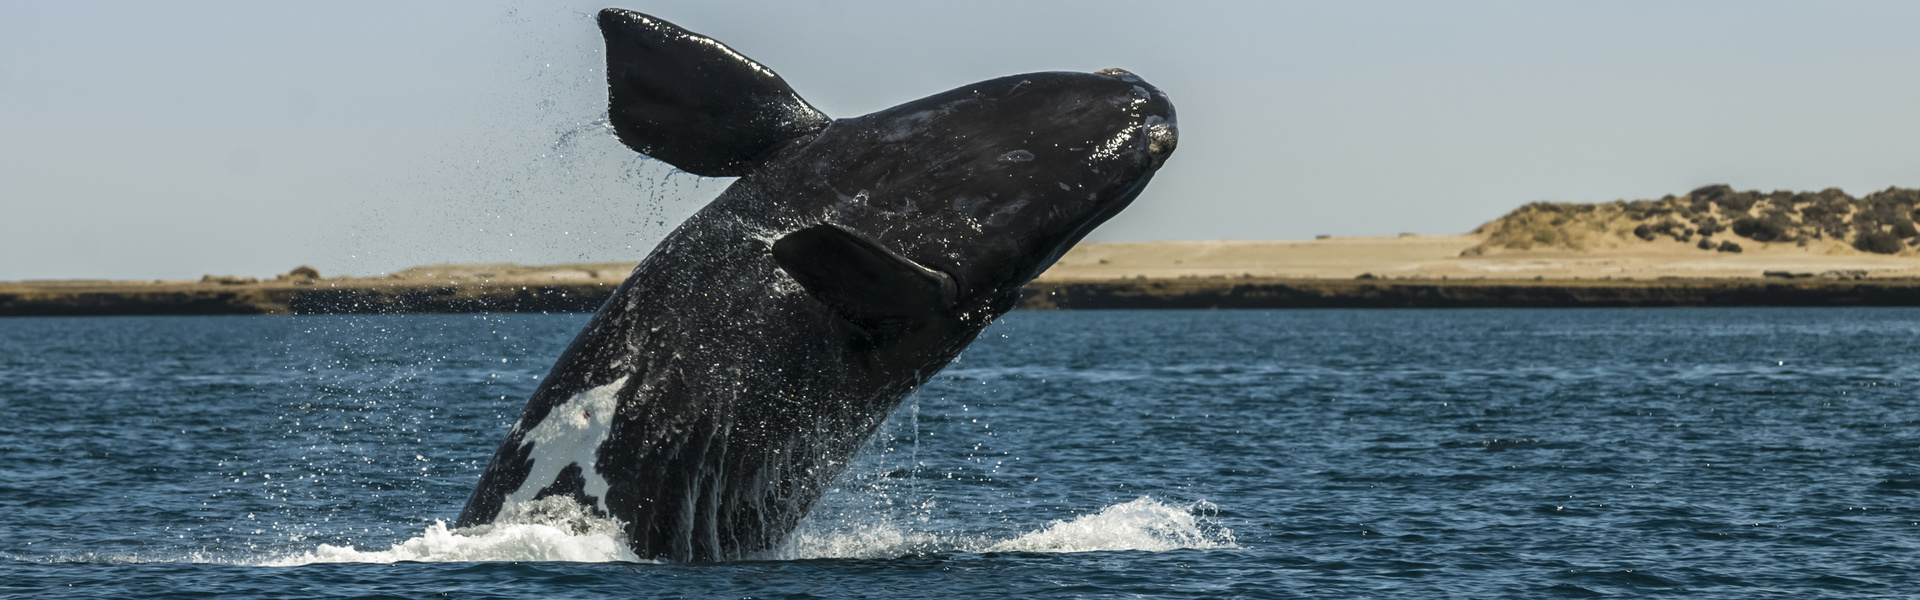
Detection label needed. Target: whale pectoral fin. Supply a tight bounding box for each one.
[598,9,831,178]
[772,224,957,325]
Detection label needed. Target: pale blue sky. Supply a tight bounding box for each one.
[4,1,1918,280]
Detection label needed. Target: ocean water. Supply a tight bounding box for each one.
[2,309,1918,598]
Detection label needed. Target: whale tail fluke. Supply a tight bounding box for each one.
[598,8,830,177]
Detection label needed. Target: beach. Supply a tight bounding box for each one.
[6,233,1919,315]
[1046,235,1916,281]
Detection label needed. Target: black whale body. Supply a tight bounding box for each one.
[456,8,1177,561]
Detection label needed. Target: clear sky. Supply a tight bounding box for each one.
[4,1,1918,280]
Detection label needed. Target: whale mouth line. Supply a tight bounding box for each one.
[1072,174,1153,245]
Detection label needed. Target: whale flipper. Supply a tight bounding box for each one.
[773,224,957,327]
[597,9,830,177]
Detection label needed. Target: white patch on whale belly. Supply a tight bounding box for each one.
[501,376,629,516]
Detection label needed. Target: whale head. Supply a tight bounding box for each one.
[781,70,1177,321]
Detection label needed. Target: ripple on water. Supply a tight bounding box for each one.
[4,309,1920,598]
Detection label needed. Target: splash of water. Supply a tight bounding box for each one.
[773,496,1235,560]
[256,495,1230,565]
[261,497,641,565]
[984,497,1237,553]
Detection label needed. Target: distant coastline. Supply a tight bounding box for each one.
[8,185,1918,315]
[8,275,1920,316]
[6,250,1920,316]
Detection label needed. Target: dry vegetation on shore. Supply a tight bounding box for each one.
[1467,184,1920,256]
[1038,185,1920,282]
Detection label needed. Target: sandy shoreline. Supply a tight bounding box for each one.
[5,235,1920,315]
[1041,234,1917,282]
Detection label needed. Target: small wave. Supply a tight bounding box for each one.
[774,519,947,561]
[259,496,1231,565]
[260,520,639,566]
[260,497,640,565]
[985,497,1237,553]
[779,496,1236,559]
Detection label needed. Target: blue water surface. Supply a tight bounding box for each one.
[2,309,1918,598]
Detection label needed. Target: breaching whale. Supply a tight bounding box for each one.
[456,8,1177,561]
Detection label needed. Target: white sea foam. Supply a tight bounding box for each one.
[261,520,640,565]
[258,495,1230,565]
[773,496,1235,560]
[260,497,641,565]
[984,497,1236,553]
[774,518,945,560]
